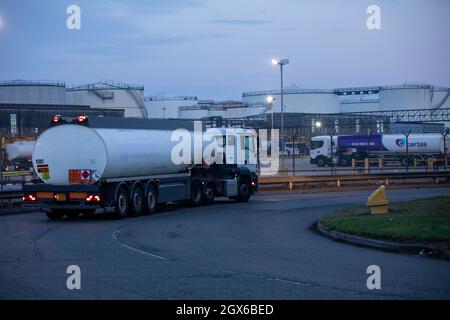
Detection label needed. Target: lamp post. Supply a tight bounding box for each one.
[266,96,276,131]
[272,59,289,137]
[442,129,449,172]
[329,129,337,175]
[402,129,411,173]
[367,129,373,175]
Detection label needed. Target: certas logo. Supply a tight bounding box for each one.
[395,138,427,148]
[395,138,406,147]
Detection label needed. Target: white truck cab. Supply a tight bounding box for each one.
[309,136,337,167]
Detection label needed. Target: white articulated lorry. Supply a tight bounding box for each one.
[310,133,450,167]
[23,116,258,219]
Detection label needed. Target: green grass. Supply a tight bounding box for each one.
[321,196,450,243]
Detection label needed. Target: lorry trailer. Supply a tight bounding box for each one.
[310,133,450,167]
[23,116,258,219]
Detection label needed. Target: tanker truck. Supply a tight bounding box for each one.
[5,141,35,171]
[310,133,450,167]
[23,116,258,220]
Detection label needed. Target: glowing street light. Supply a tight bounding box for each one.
[266,96,276,130]
[315,121,322,128]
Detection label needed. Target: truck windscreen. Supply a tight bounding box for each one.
[311,141,324,150]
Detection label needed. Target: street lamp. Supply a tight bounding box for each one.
[442,128,449,172]
[266,96,276,130]
[315,121,322,129]
[272,58,289,167]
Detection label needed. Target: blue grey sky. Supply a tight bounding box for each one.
[0,0,449,100]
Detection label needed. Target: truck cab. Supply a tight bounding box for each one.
[310,136,334,167]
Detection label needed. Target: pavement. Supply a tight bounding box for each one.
[0,187,449,299]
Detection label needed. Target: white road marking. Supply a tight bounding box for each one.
[112,228,168,261]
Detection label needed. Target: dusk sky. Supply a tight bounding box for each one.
[0,0,449,100]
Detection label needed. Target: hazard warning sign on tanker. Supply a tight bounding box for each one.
[80,170,91,180]
[69,169,92,184]
[37,164,50,180]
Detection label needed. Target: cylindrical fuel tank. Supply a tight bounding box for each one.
[32,124,213,185]
[381,134,447,153]
[6,141,35,161]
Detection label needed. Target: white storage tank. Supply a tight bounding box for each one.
[0,80,66,105]
[242,89,340,114]
[178,106,209,119]
[144,96,198,119]
[65,80,146,118]
[431,86,450,109]
[379,84,431,110]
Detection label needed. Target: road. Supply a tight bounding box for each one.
[1,187,449,299]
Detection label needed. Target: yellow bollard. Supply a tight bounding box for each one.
[367,185,389,215]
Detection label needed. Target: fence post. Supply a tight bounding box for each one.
[364,158,369,174]
[352,158,356,174]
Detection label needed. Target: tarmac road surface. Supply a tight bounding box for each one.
[0,187,449,299]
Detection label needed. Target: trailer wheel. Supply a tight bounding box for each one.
[46,210,64,220]
[191,181,203,206]
[236,178,252,202]
[203,183,215,205]
[144,184,158,214]
[130,187,144,216]
[400,157,411,167]
[114,186,129,218]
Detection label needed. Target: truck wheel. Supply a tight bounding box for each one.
[144,185,158,214]
[65,211,80,218]
[46,210,64,220]
[400,157,411,167]
[114,186,129,218]
[203,183,215,205]
[236,179,252,202]
[130,187,144,216]
[339,157,350,167]
[317,157,326,167]
[191,181,203,206]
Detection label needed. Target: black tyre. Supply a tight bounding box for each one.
[236,178,252,202]
[317,157,326,167]
[130,186,144,216]
[191,181,203,206]
[400,157,411,167]
[144,184,158,214]
[339,156,350,167]
[203,183,215,205]
[114,186,129,218]
[46,210,64,220]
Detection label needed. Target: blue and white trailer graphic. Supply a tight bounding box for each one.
[310,134,449,167]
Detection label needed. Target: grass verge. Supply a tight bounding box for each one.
[320,196,450,243]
